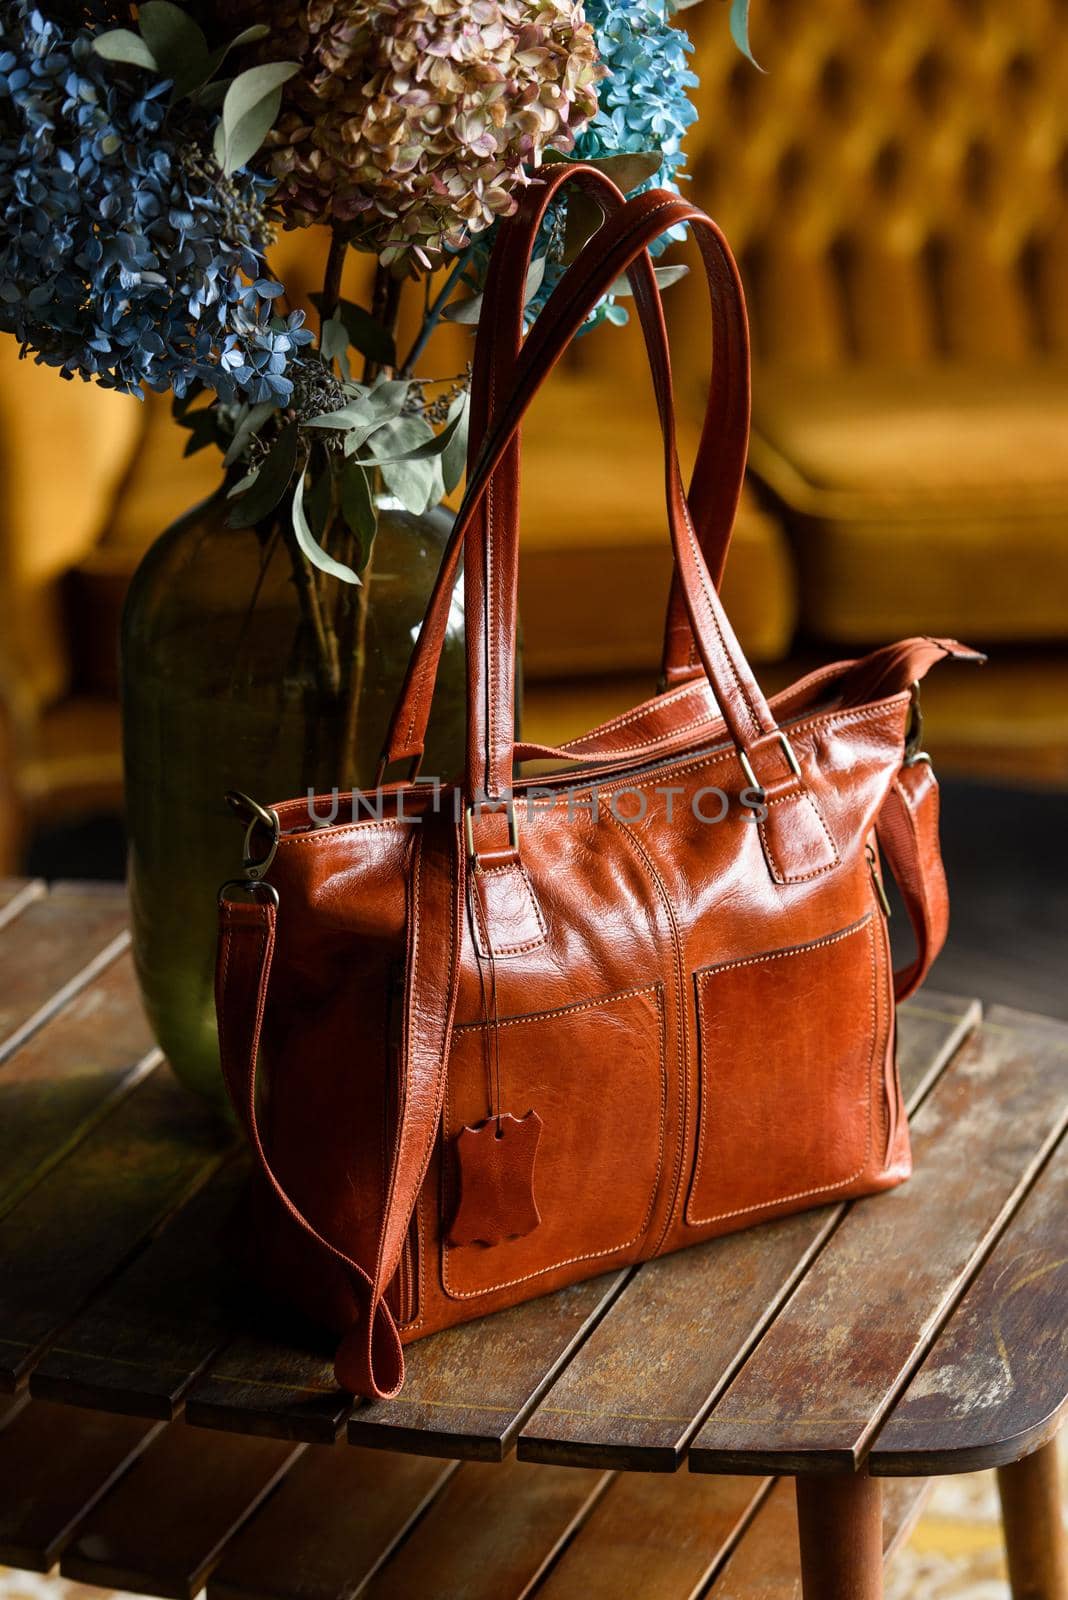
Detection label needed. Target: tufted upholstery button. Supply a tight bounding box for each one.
[670,0,1068,365]
[911,50,952,114]
[961,139,995,206]
[818,53,851,115]
[872,140,906,194]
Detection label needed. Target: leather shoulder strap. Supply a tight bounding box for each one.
[216,822,464,1399]
[876,759,950,1001]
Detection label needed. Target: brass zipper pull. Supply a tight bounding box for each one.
[866,843,892,920]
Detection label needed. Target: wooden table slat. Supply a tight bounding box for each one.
[688,1008,1068,1474]
[184,1329,355,1446]
[31,1156,248,1419]
[0,879,45,931]
[0,883,129,1064]
[872,1115,1068,1475]
[0,1399,160,1572]
[207,1447,456,1600]
[347,1270,630,1461]
[357,1455,610,1600]
[533,1469,767,1600]
[517,994,980,1471]
[707,1476,930,1599]
[0,1065,234,1392]
[61,1417,302,1600]
[0,951,159,1221]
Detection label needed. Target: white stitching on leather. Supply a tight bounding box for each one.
[454,980,661,1032]
[686,914,879,1226]
[441,983,668,1298]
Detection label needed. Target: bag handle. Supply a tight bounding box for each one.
[378,163,748,784]
[447,190,829,883]
[464,167,749,687]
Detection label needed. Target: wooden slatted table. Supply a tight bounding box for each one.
[0,880,1065,1600]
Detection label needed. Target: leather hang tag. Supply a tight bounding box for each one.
[448,1111,543,1248]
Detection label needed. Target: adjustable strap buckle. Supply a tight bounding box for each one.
[464,795,520,861]
[738,729,802,799]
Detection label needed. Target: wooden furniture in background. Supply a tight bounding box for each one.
[0,882,1064,1598]
[4,0,1068,872]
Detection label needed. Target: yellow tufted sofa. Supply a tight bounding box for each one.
[2,0,1067,864]
[674,0,1068,778]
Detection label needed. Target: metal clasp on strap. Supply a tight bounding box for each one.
[464,795,520,861]
[219,791,281,907]
[903,682,932,767]
[738,730,802,798]
[217,877,280,909]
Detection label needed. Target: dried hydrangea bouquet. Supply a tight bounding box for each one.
[0,0,746,1096]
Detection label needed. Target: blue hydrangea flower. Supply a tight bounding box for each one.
[0,2,312,401]
[576,0,699,194]
[521,0,700,328]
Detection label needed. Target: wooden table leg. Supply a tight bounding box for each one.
[796,1472,884,1600]
[997,1436,1067,1600]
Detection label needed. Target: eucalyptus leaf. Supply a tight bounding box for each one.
[379,457,439,515]
[438,259,537,328]
[563,189,606,264]
[729,0,763,69]
[342,425,382,457]
[305,401,373,431]
[190,79,229,109]
[138,2,208,95]
[442,291,483,326]
[226,465,260,498]
[340,461,376,569]
[361,403,467,466]
[229,23,271,47]
[581,151,664,193]
[226,423,298,527]
[359,412,434,461]
[524,257,547,305]
[368,416,439,513]
[561,152,666,265]
[305,461,334,540]
[608,263,690,296]
[216,62,299,175]
[222,399,278,466]
[215,85,282,175]
[320,315,348,363]
[292,471,361,585]
[186,23,269,100]
[311,295,397,367]
[441,392,469,496]
[365,380,412,416]
[91,29,158,69]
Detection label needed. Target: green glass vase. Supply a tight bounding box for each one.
[121,489,465,1102]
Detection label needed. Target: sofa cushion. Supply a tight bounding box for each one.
[750,364,1068,644]
[520,378,797,673]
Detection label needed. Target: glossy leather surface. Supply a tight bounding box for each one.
[216,174,967,1400]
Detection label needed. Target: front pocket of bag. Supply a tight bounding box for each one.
[685,913,880,1228]
[442,983,667,1301]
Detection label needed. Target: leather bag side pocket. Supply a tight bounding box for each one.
[685,913,884,1229]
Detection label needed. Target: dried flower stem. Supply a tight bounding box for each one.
[399,243,475,377]
[320,228,348,329]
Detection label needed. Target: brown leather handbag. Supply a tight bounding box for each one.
[216,166,980,1400]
